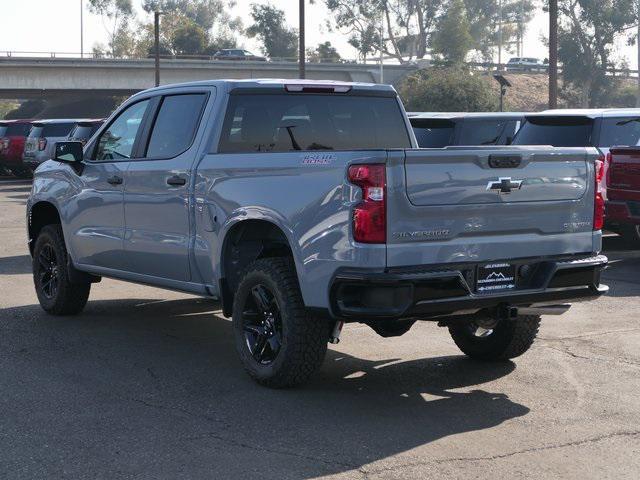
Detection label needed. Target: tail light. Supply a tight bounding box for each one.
[594,155,605,231]
[38,138,47,151]
[348,164,386,243]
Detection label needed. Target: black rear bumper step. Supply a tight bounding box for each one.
[330,255,608,321]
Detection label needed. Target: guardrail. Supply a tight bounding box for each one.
[0,51,638,78]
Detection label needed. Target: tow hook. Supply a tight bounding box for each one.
[329,321,344,344]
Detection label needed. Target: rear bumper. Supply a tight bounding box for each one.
[330,254,608,321]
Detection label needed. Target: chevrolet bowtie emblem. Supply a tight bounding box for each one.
[487,177,523,194]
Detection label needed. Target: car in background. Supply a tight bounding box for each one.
[212,49,267,61]
[22,119,79,171]
[408,112,525,148]
[511,109,640,200]
[606,146,640,244]
[0,119,34,178]
[506,57,548,72]
[68,119,104,145]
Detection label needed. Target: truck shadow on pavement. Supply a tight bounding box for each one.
[0,254,32,275]
[1,297,529,478]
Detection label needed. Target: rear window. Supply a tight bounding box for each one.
[458,120,509,145]
[5,123,31,136]
[218,93,411,153]
[29,123,76,138]
[70,123,101,140]
[0,125,7,137]
[512,116,593,147]
[411,119,455,148]
[598,118,640,147]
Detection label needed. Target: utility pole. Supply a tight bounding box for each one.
[379,15,384,83]
[154,11,161,87]
[498,0,503,69]
[80,0,84,58]
[549,0,558,108]
[299,0,305,79]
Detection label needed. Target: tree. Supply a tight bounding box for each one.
[324,0,445,63]
[555,0,636,107]
[141,0,243,56]
[398,67,499,111]
[246,4,298,60]
[463,0,535,61]
[431,0,473,63]
[87,0,134,57]
[172,22,208,55]
[308,42,343,63]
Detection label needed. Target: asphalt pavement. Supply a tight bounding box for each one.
[1,179,639,479]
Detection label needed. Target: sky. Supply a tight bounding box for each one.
[0,0,635,68]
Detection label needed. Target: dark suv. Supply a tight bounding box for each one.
[408,112,525,148]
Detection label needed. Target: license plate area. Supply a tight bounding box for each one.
[476,263,516,293]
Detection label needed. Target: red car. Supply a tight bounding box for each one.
[606,147,640,244]
[0,119,34,178]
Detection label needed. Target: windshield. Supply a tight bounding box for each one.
[512,116,593,147]
[411,119,455,148]
[458,120,510,145]
[598,118,640,147]
[218,93,411,152]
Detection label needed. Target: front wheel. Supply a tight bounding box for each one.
[232,257,329,388]
[448,315,541,361]
[33,224,90,315]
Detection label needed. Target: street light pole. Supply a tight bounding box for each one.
[549,0,558,109]
[154,11,161,87]
[299,0,305,79]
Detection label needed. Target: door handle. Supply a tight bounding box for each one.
[167,175,187,186]
[107,175,123,185]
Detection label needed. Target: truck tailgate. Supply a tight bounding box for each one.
[386,146,600,267]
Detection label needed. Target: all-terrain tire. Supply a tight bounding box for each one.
[448,315,541,361]
[33,224,90,315]
[232,257,330,388]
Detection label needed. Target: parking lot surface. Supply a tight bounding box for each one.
[1,179,639,479]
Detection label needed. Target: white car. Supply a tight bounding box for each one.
[506,57,547,72]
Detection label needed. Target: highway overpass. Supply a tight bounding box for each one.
[0,57,418,98]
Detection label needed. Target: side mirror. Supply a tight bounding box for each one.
[54,141,84,163]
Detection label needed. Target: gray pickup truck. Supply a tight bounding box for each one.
[27,79,608,387]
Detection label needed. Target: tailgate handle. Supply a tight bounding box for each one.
[489,155,521,168]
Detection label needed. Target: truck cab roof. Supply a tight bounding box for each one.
[533,108,640,119]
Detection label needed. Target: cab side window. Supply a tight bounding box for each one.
[145,94,207,158]
[95,100,150,160]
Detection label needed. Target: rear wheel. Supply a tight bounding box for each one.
[448,315,540,361]
[33,224,90,315]
[232,257,329,388]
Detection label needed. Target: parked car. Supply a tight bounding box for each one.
[512,108,640,200]
[606,146,640,243]
[68,119,104,145]
[22,119,79,171]
[27,79,607,387]
[506,57,548,72]
[0,119,34,178]
[408,112,525,148]
[213,49,267,61]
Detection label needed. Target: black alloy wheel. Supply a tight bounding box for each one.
[36,243,60,300]
[241,284,283,365]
